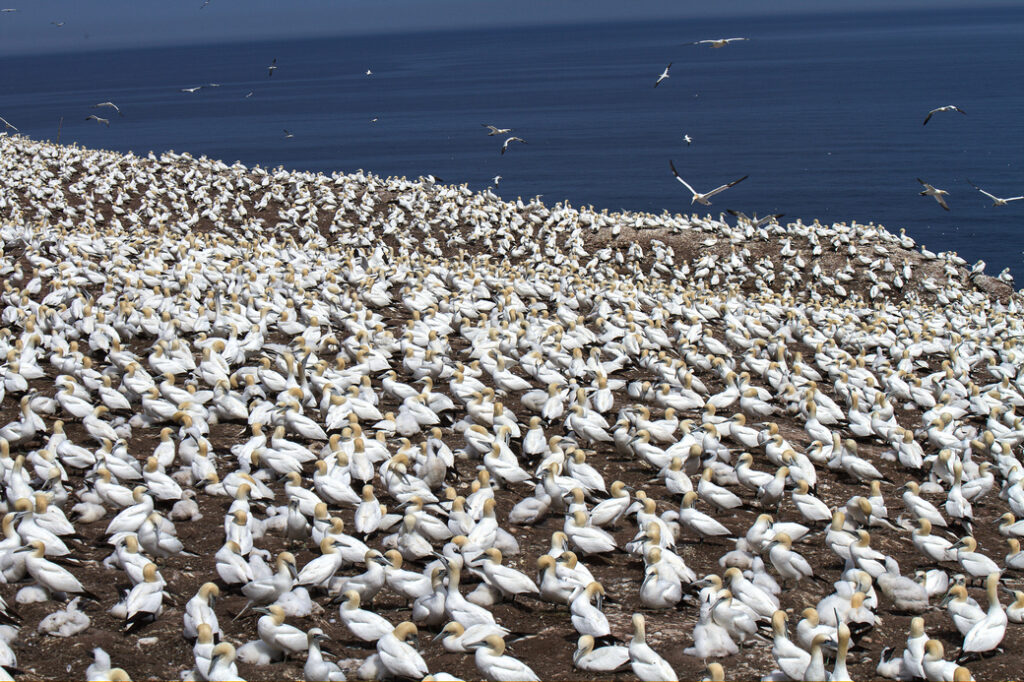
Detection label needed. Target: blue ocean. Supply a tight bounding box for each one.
[2,6,1023,279]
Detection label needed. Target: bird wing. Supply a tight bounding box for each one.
[668,160,698,197]
[935,194,950,211]
[754,213,784,227]
[954,106,966,115]
[705,175,749,198]
[922,112,934,126]
[967,179,999,202]
[0,116,17,130]
[916,178,933,190]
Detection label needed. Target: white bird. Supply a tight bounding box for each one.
[183,582,220,639]
[20,540,99,600]
[473,634,540,681]
[93,102,123,116]
[771,610,810,680]
[692,37,749,47]
[923,105,965,126]
[500,136,527,155]
[654,63,672,88]
[338,589,393,641]
[917,178,950,211]
[629,613,678,681]
[84,115,109,127]
[483,125,512,136]
[377,622,429,680]
[206,642,243,682]
[255,604,308,659]
[962,573,1007,655]
[967,179,1023,206]
[670,161,748,206]
[122,563,166,632]
[574,634,630,673]
[305,628,346,681]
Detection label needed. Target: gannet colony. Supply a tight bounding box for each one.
[0,133,1023,681]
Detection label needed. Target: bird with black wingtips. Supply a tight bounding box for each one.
[967,179,1023,206]
[923,104,965,125]
[692,37,749,48]
[654,63,671,88]
[670,161,747,206]
[501,136,527,155]
[917,178,950,211]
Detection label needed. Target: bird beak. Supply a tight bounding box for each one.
[253,606,271,615]
[432,630,448,642]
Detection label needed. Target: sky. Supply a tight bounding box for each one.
[0,0,1017,55]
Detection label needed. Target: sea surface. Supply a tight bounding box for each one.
[2,7,1023,280]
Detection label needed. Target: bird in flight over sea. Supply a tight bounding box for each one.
[922,105,965,126]
[245,90,254,98]
[1,8,17,12]
[501,136,527,155]
[917,178,950,211]
[51,21,64,26]
[683,134,693,145]
[366,69,372,76]
[654,63,672,88]
[0,116,17,131]
[967,179,1023,207]
[181,86,203,93]
[483,124,513,136]
[267,58,277,78]
[692,37,749,48]
[85,115,110,127]
[492,175,502,187]
[669,160,748,205]
[93,102,123,116]
[283,129,294,138]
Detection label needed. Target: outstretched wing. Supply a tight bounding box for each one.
[705,175,749,198]
[966,179,999,202]
[668,160,698,197]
